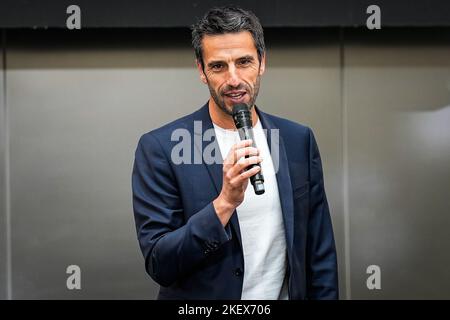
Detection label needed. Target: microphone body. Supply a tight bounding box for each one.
[232,104,265,195]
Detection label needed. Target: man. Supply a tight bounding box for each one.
[132,6,338,300]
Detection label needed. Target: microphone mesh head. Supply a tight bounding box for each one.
[232,103,252,129]
[232,103,249,116]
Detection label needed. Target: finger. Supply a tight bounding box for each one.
[224,141,255,166]
[228,155,263,180]
[225,146,259,166]
[234,139,253,149]
[230,165,261,186]
[229,139,253,157]
[236,155,263,172]
[234,147,259,161]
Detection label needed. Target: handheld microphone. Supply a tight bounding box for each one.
[232,104,265,195]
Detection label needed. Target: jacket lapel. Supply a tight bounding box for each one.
[192,103,243,248]
[191,103,294,252]
[256,107,294,252]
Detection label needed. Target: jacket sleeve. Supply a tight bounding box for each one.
[132,132,232,287]
[305,128,339,299]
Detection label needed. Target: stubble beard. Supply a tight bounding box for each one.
[207,75,261,116]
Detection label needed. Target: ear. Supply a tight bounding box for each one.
[196,59,208,84]
[259,53,266,76]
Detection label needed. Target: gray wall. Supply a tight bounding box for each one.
[346,30,450,299]
[0,28,449,299]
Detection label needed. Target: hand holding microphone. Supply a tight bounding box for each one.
[213,139,263,226]
[232,103,265,195]
[213,104,265,226]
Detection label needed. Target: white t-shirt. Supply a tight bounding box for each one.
[213,119,289,300]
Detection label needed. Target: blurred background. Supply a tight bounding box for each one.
[0,0,449,299]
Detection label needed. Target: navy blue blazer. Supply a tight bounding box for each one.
[132,102,338,299]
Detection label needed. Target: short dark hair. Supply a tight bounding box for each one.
[191,6,265,69]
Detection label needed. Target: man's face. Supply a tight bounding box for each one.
[197,31,266,116]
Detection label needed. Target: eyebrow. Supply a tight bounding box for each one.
[237,55,255,62]
[206,55,256,69]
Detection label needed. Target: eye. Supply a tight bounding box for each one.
[238,59,251,66]
[210,63,223,71]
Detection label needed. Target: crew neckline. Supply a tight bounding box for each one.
[212,118,261,133]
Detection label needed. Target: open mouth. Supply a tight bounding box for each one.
[224,91,247,103]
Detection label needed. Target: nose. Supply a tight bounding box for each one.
[226,64,240,88]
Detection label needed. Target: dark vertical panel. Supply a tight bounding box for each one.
[0,29,8,300]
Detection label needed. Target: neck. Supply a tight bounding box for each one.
[208,99,259,130]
